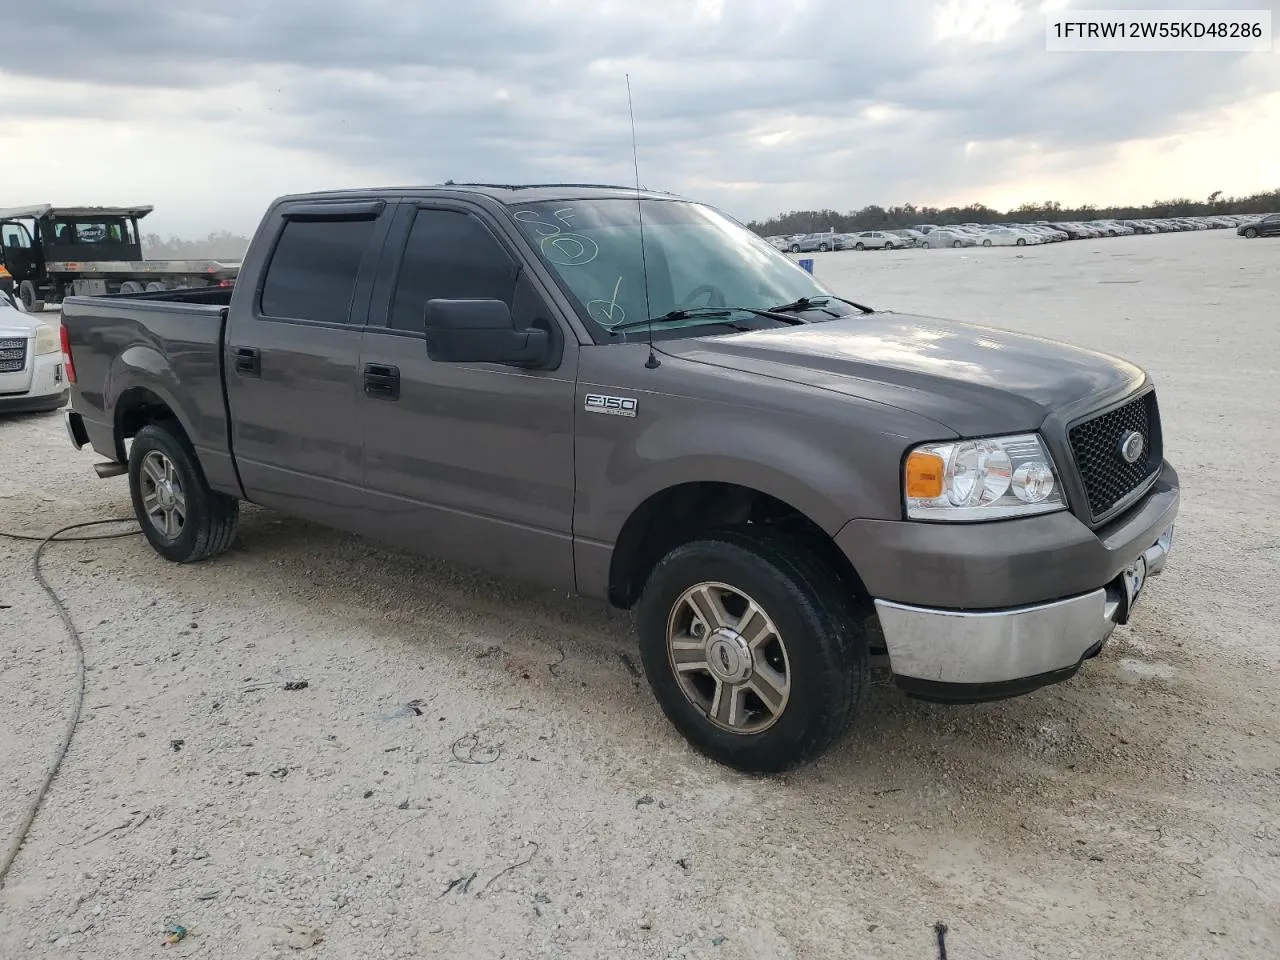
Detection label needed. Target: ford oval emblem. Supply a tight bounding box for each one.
[1119,430,1145,464]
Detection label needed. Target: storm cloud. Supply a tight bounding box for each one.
[4,0,1277,233]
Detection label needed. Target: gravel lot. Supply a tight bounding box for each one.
[2,229,1278,960]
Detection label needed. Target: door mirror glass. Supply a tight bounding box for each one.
[424,298,549,368]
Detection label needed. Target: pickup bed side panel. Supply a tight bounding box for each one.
[571,344,947,601]
[62,298,240,495]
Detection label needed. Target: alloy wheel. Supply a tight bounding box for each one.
[139,450,187,540]
[666,581,791,734]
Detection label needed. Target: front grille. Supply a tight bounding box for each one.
[1069,391,1162,521]
[0,336,28,374]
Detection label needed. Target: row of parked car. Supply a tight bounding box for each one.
[766,212,1277,252]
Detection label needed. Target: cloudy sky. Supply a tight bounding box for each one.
[4,0,1277,237]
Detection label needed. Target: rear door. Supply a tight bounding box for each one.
[223,199,393,526]
[357,201,579,589]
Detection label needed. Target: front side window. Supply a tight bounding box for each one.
[260,217,376,324]
[509,198,854,341]
[1,223,32,249]
[389,210,517,332]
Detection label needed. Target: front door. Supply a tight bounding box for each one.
[0,221,41,282]
[358,203,579,590]
[223,201,391,529]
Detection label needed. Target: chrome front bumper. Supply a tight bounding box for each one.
[875,525,1174,689]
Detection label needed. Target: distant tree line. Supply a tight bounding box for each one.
[141,230,251,260]
[747,188,1280,236]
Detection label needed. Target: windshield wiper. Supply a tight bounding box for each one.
[610,306,802,334]
[769,295,875,315]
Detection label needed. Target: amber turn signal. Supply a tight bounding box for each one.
[905,450,945,499]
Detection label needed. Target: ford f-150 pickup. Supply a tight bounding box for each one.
[59,184,1179,772]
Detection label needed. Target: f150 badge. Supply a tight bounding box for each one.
[584,394,638,418]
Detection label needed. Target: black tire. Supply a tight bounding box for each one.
[952,240,962,248]
[884,242,894,250]
[982,239,992,247]
[1016,237,1026,246]
[920,241,930,249]
[1244,228,1258,239]
[128,422,239,563]
[789,244,800,253]
[819,243,829,252]
[636,528,869,773]
[854,242,864,251]
[18,281,45,314]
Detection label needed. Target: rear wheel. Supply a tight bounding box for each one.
[1016,237,1026,246]
[952,240,962,248]
[128,422,239,563]
[819,243,829,252]
[120,281,145,295]
[18,281,44,313]
[982,239,992,247]
[636,529,868,773]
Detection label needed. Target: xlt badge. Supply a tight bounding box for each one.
[584,394,638,418]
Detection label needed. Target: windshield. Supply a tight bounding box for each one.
[509,198,851,340]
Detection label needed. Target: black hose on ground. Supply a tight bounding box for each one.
[0,519,139,889]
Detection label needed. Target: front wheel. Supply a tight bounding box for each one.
[1244,228,1258,239]
[953,240,963,248]
[982,239,992,247]
[636,529,868,773]
[129,422,239,563]
[789,244,800,253]
[883,242,894,250]
[920,241,931,249]
[819,243,829,252]
[18,281,45,313]
[854,242,865,250]
[1016,237,1026,246]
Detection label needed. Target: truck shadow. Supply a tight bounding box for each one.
[224,506,1202,797]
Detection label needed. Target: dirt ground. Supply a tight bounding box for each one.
[1,229,1277,960]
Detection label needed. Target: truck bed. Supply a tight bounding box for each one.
[47,258,240,278]
[60,291,236,488]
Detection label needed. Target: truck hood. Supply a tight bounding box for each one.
[656,311,1144,436]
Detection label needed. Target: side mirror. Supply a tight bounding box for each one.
[423,298,549,368]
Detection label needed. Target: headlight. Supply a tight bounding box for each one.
[904,433,1065,521]
[34,324,59,356]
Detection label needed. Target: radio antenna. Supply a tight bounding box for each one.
[626,73,660,370]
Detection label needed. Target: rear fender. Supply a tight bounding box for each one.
[105,346,201,460]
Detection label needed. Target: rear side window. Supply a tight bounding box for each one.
[261,218,376,324]
[389,210,517,332]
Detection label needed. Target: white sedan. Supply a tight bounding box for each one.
[847,231,902,250]
[976,228,1041,246]
[0,296,67,414]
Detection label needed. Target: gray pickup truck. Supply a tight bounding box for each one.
[60,183,1178,772]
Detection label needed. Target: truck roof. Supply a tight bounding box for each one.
[276,183,687,206]
[0,204,155,221]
